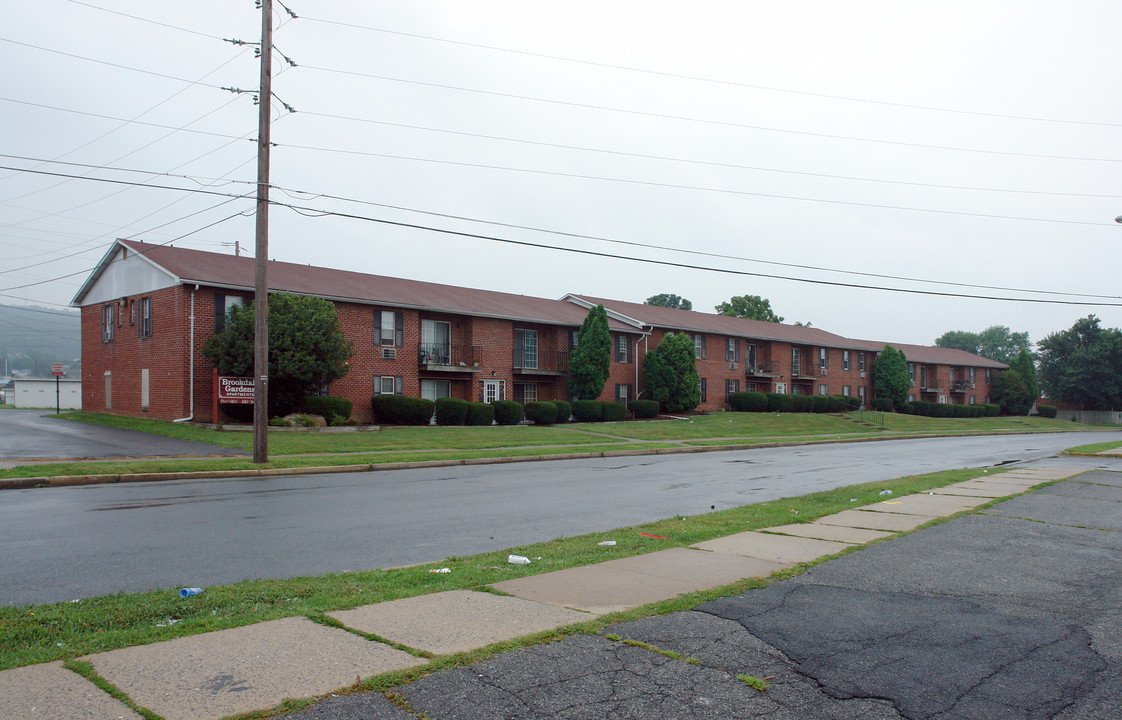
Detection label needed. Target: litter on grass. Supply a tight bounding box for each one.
[878,490,893,496]
[179,587,204,598]
[508,554,531,565]
[429,568,451,574]
[597,540,617,546]
[639,532,669,540]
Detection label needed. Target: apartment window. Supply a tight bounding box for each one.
[615,383,633,405]
[791,348,801,376]
[375,310,404,347]
[102,304,114,342]
[569,329,580,349]
[969,396,976,405]
[726,379,740,399]
[858,352,866,372]
[819,347,829,369]
[420,379,451,402]
[377,376,403,395]
[513,383,538,404]
[725,338,738,362]
[842,350,850,371]
[858,386,867,405]
[909,393,916,402]
[699,378,707,403]
[985,368,992,384]
[920,366,928,388]
[746,343,757,370]
[842,385,851,396]
[615,334,632,363]
[969,367,976,383]
[818,384,829,395]
[693,334,706,360]
[515,328,539,369]
[907,362,916,380]
[138,297,152,338]
[214,293,247,332]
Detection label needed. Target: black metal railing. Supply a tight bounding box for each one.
[418,343,481,368]
[513,349,568,372]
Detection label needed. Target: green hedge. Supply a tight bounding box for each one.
[524,401,558,425]
[553,400,572,423]
[870,397,894,412]
[371,395,434,425]
[1036,405,1058,419]
[465,401,494,426]
[630,399,660,418]
[493,400,524,426]
[572,399,602,422]
[728,392,767,412]
[601,402,627,422]
[303,395,353,423]
[434,397,470,426]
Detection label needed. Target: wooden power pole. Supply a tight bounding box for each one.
[253,0,273,463]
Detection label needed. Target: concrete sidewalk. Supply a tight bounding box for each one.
[0,467,1083,720]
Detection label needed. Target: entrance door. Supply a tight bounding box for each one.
[774,382,787,394]
[483,379,505,403]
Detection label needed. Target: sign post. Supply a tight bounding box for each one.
[51,362,63,414]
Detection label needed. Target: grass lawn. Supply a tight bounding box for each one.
[568,412,873,440]
[1064,440,1122,454]
[0,467,1007,672]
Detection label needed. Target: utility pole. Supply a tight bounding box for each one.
[253,0,273,463]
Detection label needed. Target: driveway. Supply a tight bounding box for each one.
[0,409,246,463]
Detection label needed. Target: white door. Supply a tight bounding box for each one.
[774,382,787,394]
[483,379,505,403]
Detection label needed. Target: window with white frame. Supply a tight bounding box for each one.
[377,376,402,395]
[746,343,757,370]
[819,347,829,369]
[515,328,538,368]
[214,293,248,333]
[102,304,114,342]
[615,334,630,363]
[420,379,450,402]
[985,368,992,383]
[514,383,538,404]
[725,379,740,398]
[969,367,976,383]
[791,348,801,375]
[969,396,976,405]
[726,337,738,362]
[615,383,633,404]
[842,350,850,370]
[841,385,851,396]
[693,334,706,359]
[138,297,152,338]
[699,378,707,403]
[908,362,916,380]
[818,384,829,395]
[858,352,866,372]
[858,386,867,404]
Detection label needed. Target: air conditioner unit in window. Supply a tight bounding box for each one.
[382,347,397,360]
[859,371,866,378]
[729,362,737,370]
[820,368,828,376]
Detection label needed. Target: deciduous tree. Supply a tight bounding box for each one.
[715,295,784,323]
[1038,315,1122,410]
[203,292,354,416]
[644,293,693,311]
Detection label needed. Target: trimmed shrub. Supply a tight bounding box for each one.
[434,397,470,426]
[971,404,986,417]
[870,397,894,412]
[808,395,831,413]
[524,401,558,426]
[601,401,627,422]
[493,400,524,426]
[834,395,860,412]
[789,394,810,413]
[465,401,494,426]
[371,395,434,425]
[765,393,790,412]
[728,392,767,412]
[572,399,603,422]
[1037,404,1058,419]
[983,403,1000,417]
[552,400,572,423]
[953,404,972,418]
[303,395,353,423]
[630,399,660,418]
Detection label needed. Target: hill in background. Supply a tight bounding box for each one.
[0,304,81,376]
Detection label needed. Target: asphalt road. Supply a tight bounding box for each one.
[289,468,1122,720]
[1,431,1118,606]
[0,409,245,461]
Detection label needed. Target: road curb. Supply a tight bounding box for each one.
[0,428,1082,491]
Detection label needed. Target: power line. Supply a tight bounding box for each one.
[62,0,227,41]
[299,110,1119,200]
[300,14,1122,129]
[268,198,1122,307]
[275,144,1116,227]
[298,63,1122,164]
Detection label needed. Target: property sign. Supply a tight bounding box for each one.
[51,362,64,377]
[218,376,255,404]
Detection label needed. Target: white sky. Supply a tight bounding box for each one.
[2,0,1120,346]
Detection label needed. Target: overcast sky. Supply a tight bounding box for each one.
[3,1,1121,347]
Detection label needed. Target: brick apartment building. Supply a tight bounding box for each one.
[72,239,1007,423]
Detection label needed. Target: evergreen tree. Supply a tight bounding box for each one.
[1008,348,1039,404]
[872,345,910,411]
[642,332,700,412]
[567,304,611,401]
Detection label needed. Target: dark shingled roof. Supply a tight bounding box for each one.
[91,240,631,330]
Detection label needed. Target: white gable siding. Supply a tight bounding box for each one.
[76,246,178,306]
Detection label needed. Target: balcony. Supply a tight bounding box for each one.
[746,360,780,378]
[418,343,481,372]
[950,380,974,393]
[513,349,568,376]
[920,378,945,392]
[791,363,821,380]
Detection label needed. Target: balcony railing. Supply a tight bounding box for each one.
[513,349,569,373]
[921,378,945,391]
[418,343,481,369]
[950,380,974,393]
[746,360,780,377]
